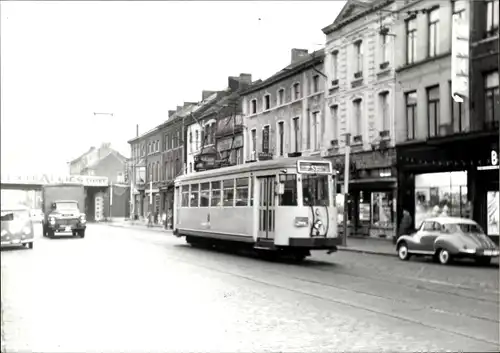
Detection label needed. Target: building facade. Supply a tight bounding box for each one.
[394,0,499,241]
[322,0,398,239]
[241,49,325,163]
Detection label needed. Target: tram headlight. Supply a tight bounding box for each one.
[294,217,309,227]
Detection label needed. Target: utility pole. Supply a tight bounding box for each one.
[343,133,351,247]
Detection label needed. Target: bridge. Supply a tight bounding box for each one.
[1,174,110,209]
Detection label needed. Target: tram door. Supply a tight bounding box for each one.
[257,176,276,239]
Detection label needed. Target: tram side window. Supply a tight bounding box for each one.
[190,184,199,207]
[223,179,235,207]
[302,175,329,206]
[211,181,221,206]
[279,174,297,206]
[200,183,210,207]
[249,177,254,206]
[181,185,190,207]
[235,177,249,206]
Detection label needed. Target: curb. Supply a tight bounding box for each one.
[105,223,170,233]
[338,247,396,257]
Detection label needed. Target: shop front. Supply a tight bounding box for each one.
[396,131,499,242]
[330,148,397,239]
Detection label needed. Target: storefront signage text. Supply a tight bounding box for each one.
[297,161,333,174]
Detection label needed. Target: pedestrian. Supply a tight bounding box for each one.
[162,212,167,229]
[395,209,412,244]
[147,210,152,228]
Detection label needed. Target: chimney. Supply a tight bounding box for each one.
[176,105,182,112]
[291,48,309,64]
[136,124,139,137]
[183,102,196,107]
[202,90,216,100]
[228,73,253,92]
[168,110,176,118]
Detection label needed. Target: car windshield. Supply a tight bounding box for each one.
[1,210,30,222]
[56,202,78,211]
[445,223,484,234]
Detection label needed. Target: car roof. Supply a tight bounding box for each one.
[423,217,477,225]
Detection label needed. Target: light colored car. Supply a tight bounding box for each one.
[396,217,499,265]
[1,204,35,249]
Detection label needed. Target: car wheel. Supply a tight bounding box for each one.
[438,249,452,265]
[27,242,33,249]
[476,257,491,266]
[47,230,55,238]
[397,242,411,261]
[79,230,85,238]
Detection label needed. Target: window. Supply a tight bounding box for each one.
[428,7,440,57]
[379,92,390,131]
[486,0,499,37]
[302,175,329,206]
[331,51,338,80]
[381,33,390,64]
[200,183,210,207]
[293,83,300,100]
[190,184,199,207]
[165,162,168,180]
[331,105,339,140]
[189,162,193,173]
[276,121,285,156]
[293,117,300,152]
[306,111,311,149]
[251,129,257,158]
[264,95,270,110]
[452,0,466,19]
[353,99,362,136]
[117,172,124,183]
[195,130,199,150]
[210,181,221,206]
[427,85,440,137]
[312,112,319,150]
[249,177,254,206]
[181,185,189,207]
[223,179,234,207]
[251,99,257,114]
[278,89,285,105]
[485,71,499,125]
[189,132,192,144]
[235,178,249,206]
[406,17,417,64]
[354,41,363,74]
[279,174,297,206]
[313,75,320,93]
[406,91,417,140]
[262,125,270,154]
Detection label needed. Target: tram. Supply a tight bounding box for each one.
[173,156,341,261]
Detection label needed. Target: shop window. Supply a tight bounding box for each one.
[414,171,469,228]
[200,183,210,207]
[235,178,249,206]
[487,191,499,236]
[190,184,199,208]
[210,181,221,207]
[279,174,297,206]
[302,175,329,206]
[371,192,394,229]
[223,179,235,207]
[181,185,190,207]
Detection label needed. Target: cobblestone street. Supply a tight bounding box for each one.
[1,224,499,352]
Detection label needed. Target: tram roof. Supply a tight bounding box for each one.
[175,156,333,183]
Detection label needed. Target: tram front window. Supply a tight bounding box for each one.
[302,174,329,206]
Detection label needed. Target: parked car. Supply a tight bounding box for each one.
[1,204,34,249]
[396,217,499,265]
[30,208,44,223]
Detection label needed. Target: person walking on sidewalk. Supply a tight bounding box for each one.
[147,211,153,228]
[395,209,412,244]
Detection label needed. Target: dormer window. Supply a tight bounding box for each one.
[251,99,257,114]
[278,89,285,105]
[264,94,270,110]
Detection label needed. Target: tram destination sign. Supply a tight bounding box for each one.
[297,160,333,174]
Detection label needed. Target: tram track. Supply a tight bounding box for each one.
[161,244,499,347]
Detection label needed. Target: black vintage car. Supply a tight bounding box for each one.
[396,217,499,265]
[43,200,87,238]
[1,204,35,249]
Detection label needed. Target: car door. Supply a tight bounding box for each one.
[412,221,434,252]
[420,221,441,251]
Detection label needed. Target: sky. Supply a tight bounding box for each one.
[1,0,345,176]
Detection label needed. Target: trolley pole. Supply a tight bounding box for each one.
[343,133,351,247]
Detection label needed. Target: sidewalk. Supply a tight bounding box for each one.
[101,219,170,233]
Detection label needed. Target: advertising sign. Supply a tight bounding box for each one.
[451,14,469,102]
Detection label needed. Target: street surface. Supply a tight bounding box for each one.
[1,223,499,352]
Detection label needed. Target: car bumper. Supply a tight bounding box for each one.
[456,249,500,258]
[48,224,86,232]
[1,238,33,247]
[288,237,342,249]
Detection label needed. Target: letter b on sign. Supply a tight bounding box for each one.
[492,150,498,166]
